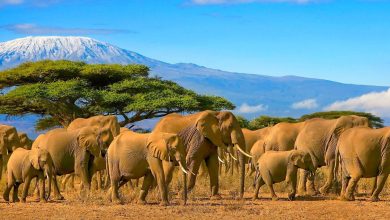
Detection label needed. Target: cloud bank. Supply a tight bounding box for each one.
[291,98,319,109]
[237,103,268,113]
[325,88,390,117]
[190,0,315,5]
[1,24,132,35]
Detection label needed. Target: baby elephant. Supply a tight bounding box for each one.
[3,148,53,203]
[253,150,315,201]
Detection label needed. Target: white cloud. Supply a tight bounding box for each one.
[1,23,132,35]
[0,0,63,7]
[324,88,390,117]
[291,98,319,109]
[190,0,315,5]
[237,103,268,113]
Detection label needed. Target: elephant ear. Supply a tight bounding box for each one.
[324,117,349,165]
[29,148,41,170]
[78,128,101,158]
[147,132,170,161]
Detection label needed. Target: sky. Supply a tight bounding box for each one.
[0,0,390,86]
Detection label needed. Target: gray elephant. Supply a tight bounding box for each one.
[107,130,189,205]
[337,126,390,202]
[3,148,53,203]
[0,124,21,178]
[294,115,369,195]
[253,150,315,201]
[32,127,103,200]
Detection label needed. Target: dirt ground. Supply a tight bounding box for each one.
[1,171,390,219]
[1,190,390,219]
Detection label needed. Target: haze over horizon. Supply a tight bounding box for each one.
[1,0,389,86]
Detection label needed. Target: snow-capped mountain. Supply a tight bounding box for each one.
[0,36,164,69]
[0,36,388,137]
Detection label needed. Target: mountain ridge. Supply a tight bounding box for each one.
[0,36,388,137]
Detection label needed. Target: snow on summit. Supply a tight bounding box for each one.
[0,36,160,69]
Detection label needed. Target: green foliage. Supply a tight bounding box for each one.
[248,115,298,130]
[0,60,234,130]
[235,115,250,129]
[300,111,384,128]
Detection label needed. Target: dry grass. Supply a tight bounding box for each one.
[1,168,390,219]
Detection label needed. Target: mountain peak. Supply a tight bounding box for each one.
[0,36,162,69]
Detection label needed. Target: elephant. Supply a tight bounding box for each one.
[3,147,53,203]
[0,124,21,179]
[65,115,121,190]
[67,115,120,149]
[294,115,369,195]
[253,150,315,201]
[336,127,390,202]
[107,130,189,205]
[32,127,103,200]
[18,132,33,150]
[155,111,250,199]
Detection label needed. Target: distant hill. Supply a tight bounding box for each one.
[0,36,387,137]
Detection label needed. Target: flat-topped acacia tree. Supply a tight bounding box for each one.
[0,60,234,130]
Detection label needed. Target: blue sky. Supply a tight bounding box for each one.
[0,0,389,86]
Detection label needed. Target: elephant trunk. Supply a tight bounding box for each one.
[177,156,188,205]
[45,163,53,200]
[231,129,248,199]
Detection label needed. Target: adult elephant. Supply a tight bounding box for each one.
[32,127,103,200]
[67,115,120,149]
[215,111,251,198]
[65,115,121,189]
[337,127,390,202]
[107,130,189,205]
[0,124,21,179]
[156,111,250,199]
[294,115,369,195]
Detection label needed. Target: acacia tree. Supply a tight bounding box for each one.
[0,60,234,130]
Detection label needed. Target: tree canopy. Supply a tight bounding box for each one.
[0,60,234,130]
[238,111,384,130]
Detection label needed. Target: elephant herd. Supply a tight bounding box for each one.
[0,111,389,205]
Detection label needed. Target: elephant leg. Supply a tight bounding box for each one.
[340,171,349,198]
[370,177,377,196]
[3,173,15,202]
[320,162,335,195]
[13,183,21,202]
[206,154,220,199]
[39,175,47,202]
[96,171,102,190]
[110,175,121,204]
[138,170,154,204]
[21,176,32,202]
[286,167,298,201]
[262,170,278,200]
[306,170,318,196]
[344,176,360,201]
[61,174,71,190]
[297,169,307,195]
[76,153,92,199]
[253,177,265,200]
[162,161,175,186]
[52,175,65,200]
[370,174,388,202]
[149,156,169,206]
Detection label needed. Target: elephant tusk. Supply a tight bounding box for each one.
[178,161,188,175]
[235,144,252,158]
[45,171,49,180]
[229,153,238,161]
[218,156,225,164]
